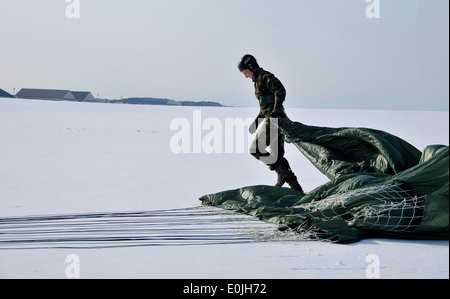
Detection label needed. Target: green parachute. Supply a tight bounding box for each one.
[200,118,449,243]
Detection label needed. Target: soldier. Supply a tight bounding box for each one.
[238,54,303,193]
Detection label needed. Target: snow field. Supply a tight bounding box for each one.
[0,98,448,279]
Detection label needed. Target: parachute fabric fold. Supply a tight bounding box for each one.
[200,119,449,243]
[278,118,422,179]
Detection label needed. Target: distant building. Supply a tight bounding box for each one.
[71,91,96,101]
[166,99,181,106]
[16,88,75,101]
[0,88,14,98]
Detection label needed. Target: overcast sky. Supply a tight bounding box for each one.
[1,0,448,111]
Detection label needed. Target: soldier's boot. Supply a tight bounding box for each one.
[285,173,304,193]
[272,158,304,193]
[273,162,290,187]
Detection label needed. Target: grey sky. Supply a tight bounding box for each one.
[1,0,448,111]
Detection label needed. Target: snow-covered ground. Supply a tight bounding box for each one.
[0,97,448,279]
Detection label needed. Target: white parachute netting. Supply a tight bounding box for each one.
[292,183,425,241]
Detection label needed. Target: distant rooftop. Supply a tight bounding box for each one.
[0,88,14,98]
[16,88,75,100]
[71,91,95,101]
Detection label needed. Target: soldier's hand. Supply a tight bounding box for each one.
[249,119,258,134]
[249,116,262,134]
[270,112,282,118]
[270,109,285,119]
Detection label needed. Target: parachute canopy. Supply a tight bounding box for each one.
[200,119,449,243]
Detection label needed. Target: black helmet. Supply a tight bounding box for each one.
[238,54,259,72]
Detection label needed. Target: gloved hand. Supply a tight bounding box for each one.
[270,108,285,118]
[249,115,262,134]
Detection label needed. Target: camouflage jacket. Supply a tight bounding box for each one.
[253,68,286,117]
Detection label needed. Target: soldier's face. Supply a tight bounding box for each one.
[242,69,254,80]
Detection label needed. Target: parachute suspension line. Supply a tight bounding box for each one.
[0,206,307,250]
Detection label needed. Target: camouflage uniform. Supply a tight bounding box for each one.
[249,68,286,164]
[253,68,287,118]
[249,68,303,193]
